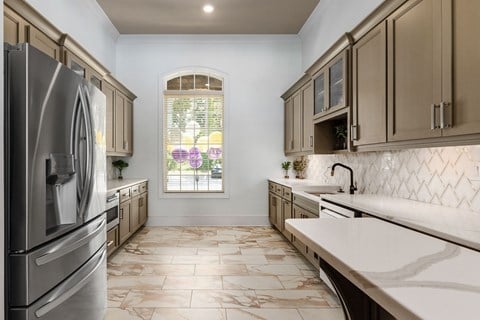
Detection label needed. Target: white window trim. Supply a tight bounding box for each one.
[157,67,230,199]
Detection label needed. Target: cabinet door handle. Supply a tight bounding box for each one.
[440,101,452,129]
[120,208,124,219]
[351,125,358,141]
[431,104,440,130]
[309,136,313,147]
[107,240,114,248]
[291,140,294,149]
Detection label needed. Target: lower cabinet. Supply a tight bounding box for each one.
[268,182,292,234]
[292,205,320,270]
[111,181,149,255]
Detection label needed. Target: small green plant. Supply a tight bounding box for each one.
[335,125,347,140]
[281,161,291,178]
[112,159,129,179]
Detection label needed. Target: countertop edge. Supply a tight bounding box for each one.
[107,178,148,192]
[285,219,422,320]
[321,194,480,252]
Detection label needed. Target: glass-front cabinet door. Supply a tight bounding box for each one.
[313,49,348,118]
[314,69,327,115]
[329,56,345,108]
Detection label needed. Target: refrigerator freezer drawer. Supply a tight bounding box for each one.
[9,245,107,320]
[9,214,106,307]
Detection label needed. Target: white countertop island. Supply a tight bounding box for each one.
[286,218,480,320]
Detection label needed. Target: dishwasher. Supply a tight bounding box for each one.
[319,199,361,292]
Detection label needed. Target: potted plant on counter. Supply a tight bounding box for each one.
[293,156,308,179]
[112,159,129,180]
[281,161,291,178]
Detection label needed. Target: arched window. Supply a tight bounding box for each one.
[163,72,224,192]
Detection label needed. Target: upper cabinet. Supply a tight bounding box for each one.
[105,75,136,156]
[387,0,443,142]
[444,0,480,137]
[63,49,103,90]
[283,77,314,156]
[301,83,314,152]
[387,0,480,142]
[4,2,138,157]
[4,6,60,61]
[313,49,349,119]
[352,22,387,146]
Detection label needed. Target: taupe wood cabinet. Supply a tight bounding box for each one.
[4,2,137,157]
[117,181,149,248]
[114,91,134,155]
[4,6,60,61]
[387,0,480,142]
[284,81,314,155]
[268,181,292,236]
[387,0,443,142]
[64,49,102,89]
[284,99,294,153]
[103,81,117,153]
[292,204,320,270]
[313,50,349,119]
[352,22,387,146]
[444,0,480,137]
[301,83,314,152]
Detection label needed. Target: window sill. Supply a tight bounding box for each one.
[159,192,230,199]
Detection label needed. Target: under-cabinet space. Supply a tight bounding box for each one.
[314,111,350,154]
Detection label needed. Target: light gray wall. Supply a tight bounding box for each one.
[24,0,119,72]
[299,0,385,71]
[115,35,301,225]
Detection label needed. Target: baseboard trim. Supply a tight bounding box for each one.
[146,215,270,226]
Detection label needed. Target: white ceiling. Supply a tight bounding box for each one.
[96,0,320,34]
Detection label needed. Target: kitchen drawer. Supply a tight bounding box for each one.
[268,182,275,192]
[119,187,131,203]
[139,181,148,194]
[274,184,283,195]
[131,184,140,197]
[282,186,292,199]
[106,226,118,257]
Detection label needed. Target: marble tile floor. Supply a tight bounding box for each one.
[106,226,344,320]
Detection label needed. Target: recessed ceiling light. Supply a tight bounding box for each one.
[203,4,214,13]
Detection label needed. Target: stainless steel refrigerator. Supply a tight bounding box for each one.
[4,43,107,320]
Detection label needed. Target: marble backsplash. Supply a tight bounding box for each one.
[301,145,480,212]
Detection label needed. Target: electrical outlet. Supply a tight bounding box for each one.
[470,162,480,182]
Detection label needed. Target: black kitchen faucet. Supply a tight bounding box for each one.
[331,163,357,195]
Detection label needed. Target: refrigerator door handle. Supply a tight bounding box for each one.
[76,86,94,215]
[35,217,106,266]
[34,246,106,318]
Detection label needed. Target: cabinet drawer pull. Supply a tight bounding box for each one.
[107,240,114,247]
[431,104,440,130]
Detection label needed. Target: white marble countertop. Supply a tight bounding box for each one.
[107,178,148,192]
[286,218,480,320]
[321,194,480,251]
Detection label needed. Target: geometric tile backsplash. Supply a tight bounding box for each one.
[304,145,480,212]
